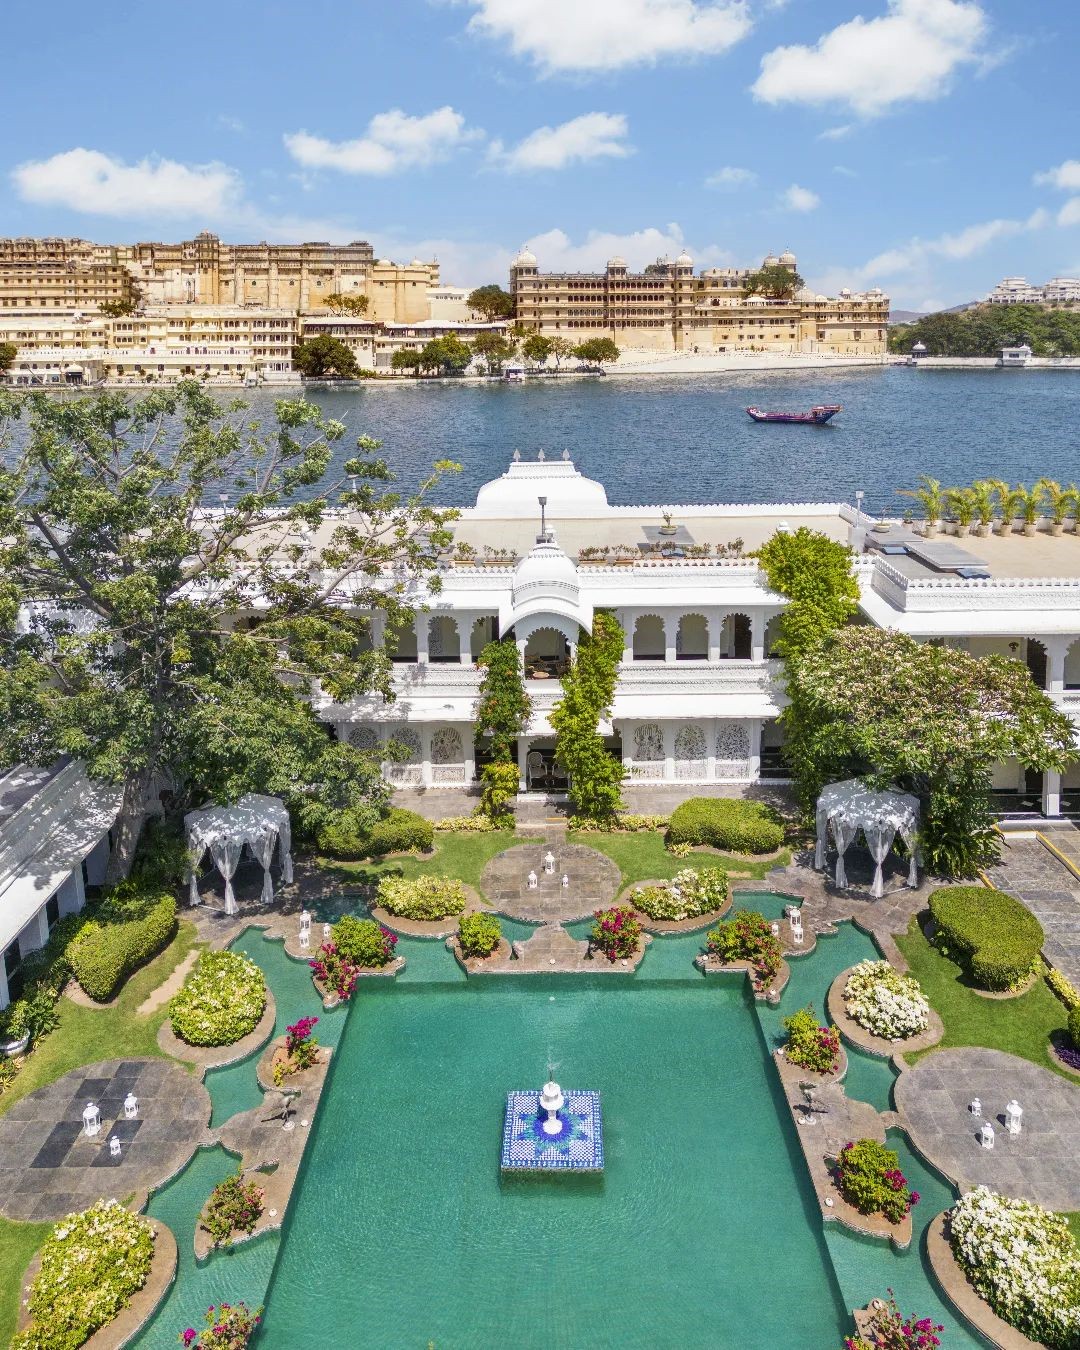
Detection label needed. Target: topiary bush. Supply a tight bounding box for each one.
[458,912,502,958]
[929,885,1044,991]
[833,1139,919,1224]
[169,950,267,1047]
[783,1005,841,1074]
[705,910,783,986]
[376,873,466,920]
[12,1199,155,1350]
[331,915,397,968]
[317,807,433,859]
[66,889,178,1002]
[667,797,785,854]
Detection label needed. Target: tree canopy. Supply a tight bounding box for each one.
[757,528,859,657]
[390,349,422,372]
[467,285,515,323]
[419,334,472,376]
[475,637,531,762]
[293,334,360,379]
[0,383,459,877]
[888,304,1080,357]
[322,293,370,317]
[0,341,16,373]
[745,265,804,300]
[782,627,1077,876]
[471,331,518,374]
[573,338,620,366]
[521,334,553,367]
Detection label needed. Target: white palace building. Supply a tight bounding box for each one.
[314,454,1080,818]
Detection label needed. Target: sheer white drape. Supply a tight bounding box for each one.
[185,795,293,911]
[208,836,243,915]
[815,780,920,896]
[253,828,277,904]
[832,817,858,889]
[864,822,897,899]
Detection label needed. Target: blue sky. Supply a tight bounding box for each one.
[3,0,1079,310]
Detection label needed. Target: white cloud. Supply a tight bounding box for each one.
[704,165,757,189]
[488,113,631,171]
[752,0,989,117]
[862,210,1046,276]
[1035,160,1080,192]
[1058,199,1080,227]
[284,107,481,176]
[818,125,853,141]
[11,148,242,218]
[832,165,858,178]
[781,184,820,212]
[458,0,751,74]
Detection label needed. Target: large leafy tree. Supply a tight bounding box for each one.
[292,334,360,379]
[783,627,1077,876]
[757,527,859,657]
[551,612,626,822]
[471,331,518,375]
[0,383,458,878]
[745,264,804,300]
[419,335,472,376]
[322,293,369,316]
[467,285,515,322]
[0,341,16,373]
[572,338,620,367]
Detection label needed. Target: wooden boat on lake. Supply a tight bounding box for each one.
[746,404,842,425]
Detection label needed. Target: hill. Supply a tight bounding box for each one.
[887,303,1080,356]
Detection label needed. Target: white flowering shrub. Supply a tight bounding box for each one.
[950,1187,1080,1349]
[169,950,267,1047]
[633,867,729,921]
[843,960,930,1039]
[13,1199,155,1350]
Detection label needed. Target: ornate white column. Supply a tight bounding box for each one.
[457,613,474,665]
[1044,769,1062,818]
[663,615,677,664]
[621,612,635,663]
[416,614,430,666]
[463,732,476,787]
[620,721,635,776]
[663,722,676,782]
[748,719,763,781]
[706,718,717,781]
[420,725,433,787]
[517,735,529,790]
[1045,638,1069,693]
[708,609,722,663]
[750,612,765,664]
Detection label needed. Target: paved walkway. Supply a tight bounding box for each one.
[894,1048,1080,1209]
[0,1059,211,1221]
[986,832,1080,985]
[481,841,621,922]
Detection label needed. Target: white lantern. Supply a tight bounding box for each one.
[527,870,538,890]
[561,874,569,888]
[771,922,780,936]
[322,922,331,940]
[979,1122,995,1150]
[82,1102,101,1138]
[109,1135,122,1158]
[299,909,311,932]
[543,851,556,875]
[969,1097,982,1118]
[299,927,310,951]
[1005,1099,1023,1135]
[790,913,804,946]
[123,1093,138,1120]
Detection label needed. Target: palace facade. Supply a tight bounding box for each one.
[509,248,888,356]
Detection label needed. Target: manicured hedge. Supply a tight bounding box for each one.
[929,885,1044,991]
[667,797,785,854]
[318,807,433,859]
[458,912,502,958]
[331,915,397,968]
[376,873,466,920]
[67,889,178,1002]
[169,950,267,1047]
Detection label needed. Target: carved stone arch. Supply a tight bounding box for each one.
[431,726,464,764]
[347,725,380,752]
[722,611,752,660]
[676,612,708,660]
[428,614,460,662]
[633,723,664,761]
[633,613,665,660]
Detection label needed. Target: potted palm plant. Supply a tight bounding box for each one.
[987,479,1023,535]
[898,475,944,538]
[1017,482,1046,536]
[970,480,996,537]
[1037,479,1079,536]
[945,487,976,538]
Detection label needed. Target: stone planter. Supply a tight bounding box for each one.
[955,522,970,538]
[1051,521,1065,536]
[1023,521,1037,536]
[996,520,1014,535]
[921,521,939,539]
[1,1033,29,1059]
[973,521,991,537]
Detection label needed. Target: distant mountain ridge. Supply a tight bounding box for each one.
[889,301,982,324]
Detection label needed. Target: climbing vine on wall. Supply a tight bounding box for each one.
[551,612,626,822]
[475,637,532,763]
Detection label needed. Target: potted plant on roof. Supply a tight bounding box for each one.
[1017,482,1046,536]
[1037,478,1079,536]
[898,475,944,539]
[945,486,976,538]
[659,510,678,537]
[453,541,476,565]
[987,479,1023,535]
[970,479,996,537]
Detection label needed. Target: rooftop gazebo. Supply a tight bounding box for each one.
[814,779,920,898]
[186,793,293,915]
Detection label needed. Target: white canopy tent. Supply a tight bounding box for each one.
[185,793,293,915]
[814,779,920,898]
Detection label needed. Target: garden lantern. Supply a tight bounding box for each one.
[109,1135,122,1158]
[322,923,331,940]
[1005,1100,1023,1135]
[561,874,569,888]
[299,927,310,951]
[82,1102,101,1138]
[123,1092,138,1120]
[527,870,538,890]
[543,851,555,875]
[979,1122,995,1150]
[771,922,780,936]
[790,912,804,946]
[969,1097,982,1118]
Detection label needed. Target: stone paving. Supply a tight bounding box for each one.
[481,841,620,922]
[0,1059,211,1221]
[986,832,1080,986]
[894,1048,1080,1209]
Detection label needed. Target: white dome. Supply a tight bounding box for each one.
[675,251,693,265]
[512,537,579,592]
[839,287,852,298]
[763,254,779,267]
[779,251,797,264]
[815,294,827,303]
[607,255,627,267]
[795,285,816,301]
[410,257,425,267]
[513,248,537,267]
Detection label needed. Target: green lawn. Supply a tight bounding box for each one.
[567,829,790,887]
[0,1216,52,1345]
[0,920,202,1119]
[895,918,1071,1077]
[319,830,525,896]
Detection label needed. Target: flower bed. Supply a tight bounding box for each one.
[705,910,783,987]
[274,1016,319,1085]
[632,867,729,921]
[200,1170,265,1249]
[929,885,1044,991]
[458,912,502,958]
[843,1292,943,1349]
[180,1302,262,1348]
[433,815,502,832]
[590,905,642,961]
[833,1140,919,1225]
[844,961,930,1040]
[376,873,467,921]
[949,1186,1080,1349]
[783,1005,841,1074]
[309,941,361,1001]
[13,1199,155,1350]
[331,915,397,968]
[169,951,267,1048]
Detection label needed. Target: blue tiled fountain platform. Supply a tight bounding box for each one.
[501,1090,604,1172]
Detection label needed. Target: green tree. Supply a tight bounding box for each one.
[782,627,1076,876]
[573,337,621,367]
[887,303,1080,357]
[467,285,515,322]
[551,612,626,822]
[745,265,804,300]
[0,341,16,374]
[549,336,575,370]
[475,637,532,762]
[757,528,859,657]
[521,334,554,368]
[0,383,460,878]
[479,761,520,825]
[292,334,359,379]
[419,334,472,376]
[322,292,370,317]
[471,331,518,375]
[390,349,422,373]
[97,299,140,318]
